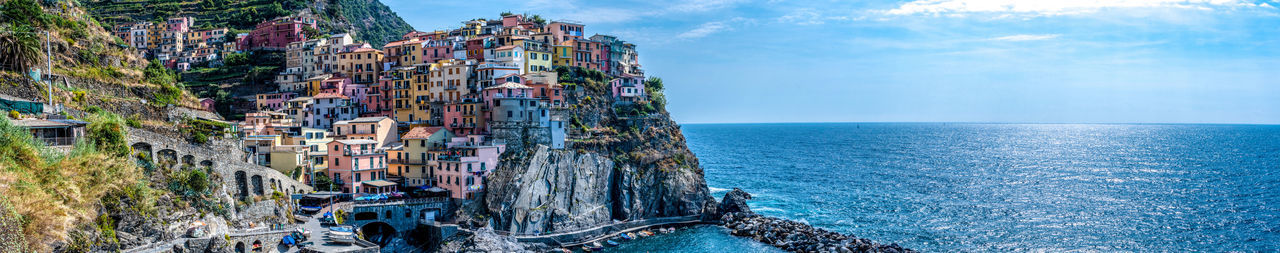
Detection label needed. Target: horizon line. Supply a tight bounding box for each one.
[677,121,1280,126]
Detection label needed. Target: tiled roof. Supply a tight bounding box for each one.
[313,93,348,99]
[402,126,444,139]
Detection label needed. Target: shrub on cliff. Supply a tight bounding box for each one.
[0,115,146,251]
[86,111,130,157]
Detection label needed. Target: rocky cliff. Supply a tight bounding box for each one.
[479,77,716,235]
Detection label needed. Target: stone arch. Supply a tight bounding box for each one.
[270,179,278,193]
[251,239,263,252]
[234,171,248,198]
[181,155,195,166]
[251,175,264,196]
[359,222,397,246]
[199,160,213,168]
[234,241,245,253]
[157,149,178,168]
[131,142,153,161]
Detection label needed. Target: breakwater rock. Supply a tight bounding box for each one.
[721,212,913,253]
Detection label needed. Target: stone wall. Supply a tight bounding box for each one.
[126,128,313,199]
[489,121,552,153]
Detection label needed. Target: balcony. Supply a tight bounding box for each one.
[351,166,388,172]
[388,159,429,165]
[343,149,384,156]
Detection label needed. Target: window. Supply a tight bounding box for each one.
[355,173,361,181]
[507,111,513,118]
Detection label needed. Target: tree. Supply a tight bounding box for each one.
[0,25,41,72]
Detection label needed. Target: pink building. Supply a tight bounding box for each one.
[255,92,297,111]
[239,15,318,51]
[199,98,216,112]
[365,76,395,117]
[547,21,585,44]
[443,99,484,135]
[166,17,194,32]
[434,135,504,199]
[610,74,646,103]
[326,139,395,194]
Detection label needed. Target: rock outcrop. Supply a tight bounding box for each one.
[480,82,716,235]
[717,189,913,253]
[438,227,548,253]
[718,188,753,215]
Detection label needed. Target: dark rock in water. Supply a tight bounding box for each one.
[718,188,753,215]
[719,212,914,253]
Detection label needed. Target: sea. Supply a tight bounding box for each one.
[610,123,1280,252]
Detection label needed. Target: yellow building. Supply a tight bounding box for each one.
[337,47,384,84]
[399,127,454,187]
[269,145,309,181]
[389,66,431,123]
[517,38,553,73]
[304,74,333,97]
[553,43,574,67]
[427,59,471,103]
[383,39,423,68]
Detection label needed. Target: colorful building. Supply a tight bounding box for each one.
[240,15,318,51]
[325,139,394,194]
[332,116,398,148]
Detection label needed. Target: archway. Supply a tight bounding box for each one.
[359,222,397,246]
[251,175,264,196]
[234,242,245,253]
[199,160,213,168]
[157,149,178,168]
[234,171,248,198]
[251,240,263,252]
[181,155,195,166]
[131,142,152,162]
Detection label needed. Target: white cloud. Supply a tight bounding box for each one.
[677,21,731,39]
[989,34,1061,41]
[884,0,1274,17]
[778,9,830,25]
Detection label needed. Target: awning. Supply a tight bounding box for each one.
[362,180,397,187]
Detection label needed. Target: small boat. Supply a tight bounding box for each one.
[581,246,593,252]
[621,233,635,240]
[327,226,355,244]
[589,242,605,251]
[606,240,619,246]
[551,248,571,253]
[639,230,653,237]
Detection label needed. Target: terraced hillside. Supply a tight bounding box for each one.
[83,0,414,48]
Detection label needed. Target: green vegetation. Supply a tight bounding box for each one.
[645,77,667,109]
[0,0,43,72]
[331,0,415,48]
[0,112,147,252]
[85,0,309,30]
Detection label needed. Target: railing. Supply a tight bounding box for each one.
[343,149,384,156]
[388,159,428,165]
[351,197,449,206]
[36,136,76,146]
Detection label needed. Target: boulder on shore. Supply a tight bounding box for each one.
[716,189,912,253]
[717,188,753,215]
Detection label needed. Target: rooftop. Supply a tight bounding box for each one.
[485,82,532,90]
[402,126,445,139]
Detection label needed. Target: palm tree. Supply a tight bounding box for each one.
[0,26,42,73]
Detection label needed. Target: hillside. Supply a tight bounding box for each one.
[1,1,299,252]
[83,0,414,48]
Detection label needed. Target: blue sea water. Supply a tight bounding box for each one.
[615,123,1280,252]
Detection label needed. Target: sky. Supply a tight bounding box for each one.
[381,0,1280,124]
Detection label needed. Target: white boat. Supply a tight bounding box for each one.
[327,226,355,244]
